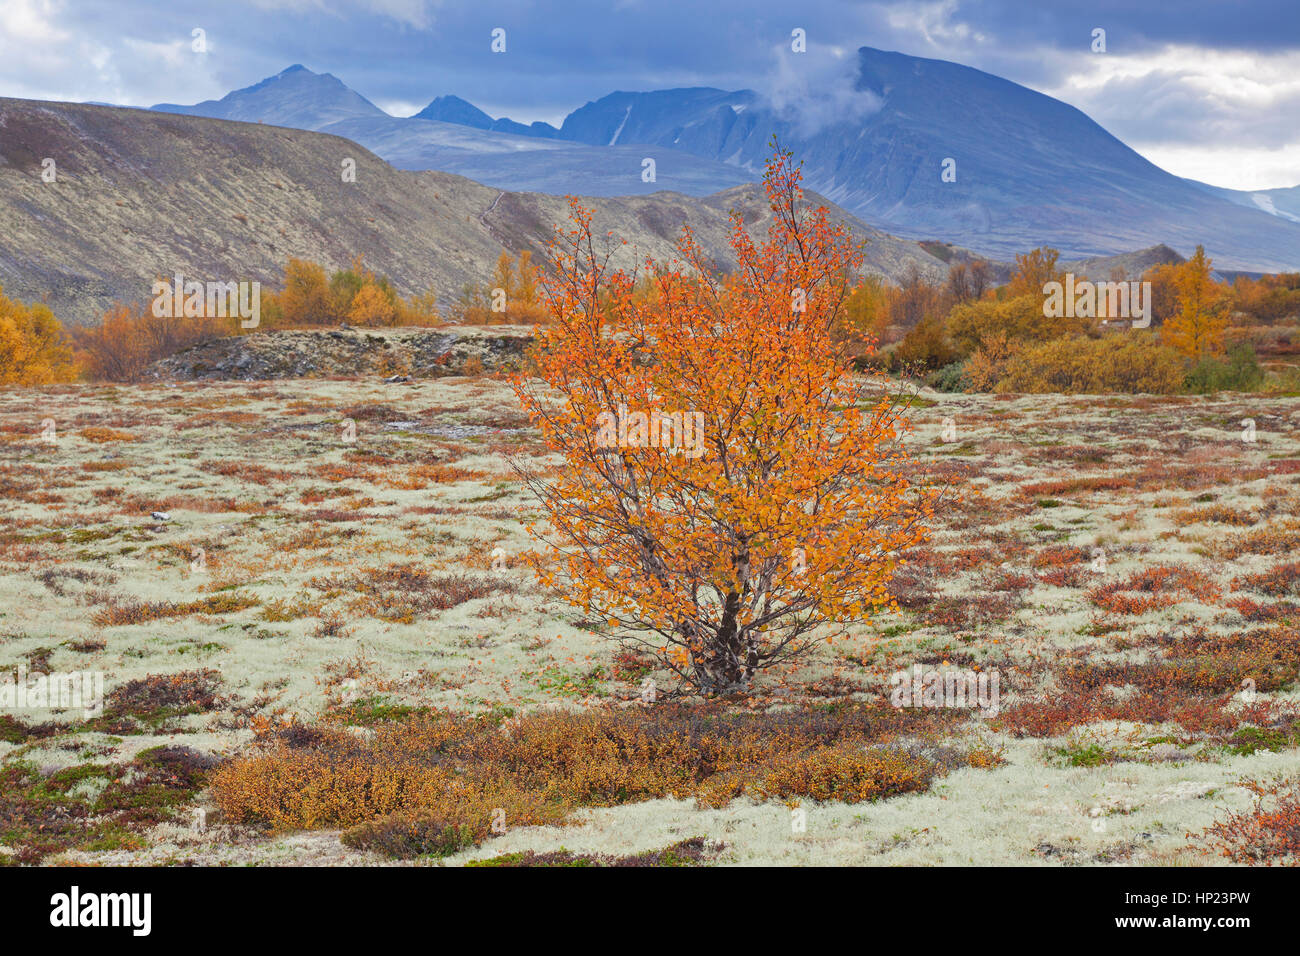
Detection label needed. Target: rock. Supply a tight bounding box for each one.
[144,325,534,382]
[150,511,170,522]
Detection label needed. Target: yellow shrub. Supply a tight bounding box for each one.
[996,333,1185,394]
[760,744,936,802]
[947,292,1092,356]
[212,706,997,857]
[0,285,77,385]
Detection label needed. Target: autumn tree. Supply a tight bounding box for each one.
[1162,245,1230,361]
[883,264,943,331]
[513,147,934,696]
[967,259,992,300]
[277,259,336,326]
[458,250,549,324]
[72,299,227,382]
[944,262,981,305]
[0,285,77,385]
[1232,272,1300,323]
[1140,261,1183,326]
[1007,247,1062,299]
[345,284,393,326]
[835,273,889,354]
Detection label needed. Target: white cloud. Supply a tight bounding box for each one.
[244,0,440,29]
[1041,44,1300,189]
[881,0,987,50]
[761,43,883,137]
[1134,143,1300,191]
[1,0,68,41]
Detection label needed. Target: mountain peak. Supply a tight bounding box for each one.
[151,65,386,130]
[414,95,494,128]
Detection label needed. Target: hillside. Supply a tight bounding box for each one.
[0,97,951,326]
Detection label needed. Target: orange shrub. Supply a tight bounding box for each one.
[514,145,933,695]
[995,334,1185,394]
[0,285,77,385]
[73,300,227,382]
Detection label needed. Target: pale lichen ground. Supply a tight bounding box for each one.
[1,377,1297,865]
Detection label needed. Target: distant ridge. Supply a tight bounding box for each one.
[151,53,1300,272]
[0,97,957,326]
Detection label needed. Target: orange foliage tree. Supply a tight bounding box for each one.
[455,250,548,324]
[72,300,228,382]
[513,147,934,696]
[0,285,78,385]
[1162,245,1230,361]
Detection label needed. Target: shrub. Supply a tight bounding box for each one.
[467,836,720,867]
[213,705,995,855]
[0,285,78,385]
[1198,776,1300,865]
[946,292,1093,358]
[995,333,1186,394]
[963,330,1018,391]
[73,300,227,382]
[925,359,971,393]
[1088,565,1218,615]
[896,315,959,371]
[759,743,937,802]
[1184,341,1264,393]
[342,815,478,858]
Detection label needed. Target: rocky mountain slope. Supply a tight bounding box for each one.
[0,97,952,326]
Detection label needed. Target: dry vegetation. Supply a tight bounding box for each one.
[1,372,1298,865]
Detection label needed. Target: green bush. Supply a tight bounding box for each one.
[926,360,971,393]
[342,814,478,859]
[1184,342,1264,393]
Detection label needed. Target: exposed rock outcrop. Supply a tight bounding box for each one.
[144,325,534,381]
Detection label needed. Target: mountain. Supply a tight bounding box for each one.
[152,64,386,129]
[558,88,758,148]
[153,67,751,197]
[1185,179,1300,225]
[0,98,953,326]
[141,51,1300,272]
[414,95,559,138]
[413,95,494,129]
[525,48,1300,272]
[315,115,754,196]
[198,54,1292,272]
[1061,244,1186,281]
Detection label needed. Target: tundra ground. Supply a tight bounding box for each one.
[1,376,1297,865]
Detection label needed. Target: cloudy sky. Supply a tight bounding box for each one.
[2,0,1297,190]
